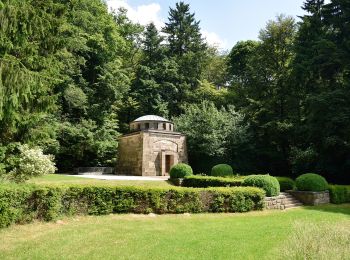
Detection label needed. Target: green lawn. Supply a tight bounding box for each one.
[0,204,349,260]
[28,174,174,188]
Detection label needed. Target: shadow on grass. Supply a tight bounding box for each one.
[301,203,350,215]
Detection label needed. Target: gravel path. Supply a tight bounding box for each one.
[65,174,169,181]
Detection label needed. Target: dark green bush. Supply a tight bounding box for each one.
[242,175,280,196]
[0,184,265,228]
[276,177,295,191]
[295,173,328,192]
[182,175,243,188]
[328,185,350,204]
[211,164,233,177]
[169,163,193,178]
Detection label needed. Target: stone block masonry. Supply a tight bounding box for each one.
[287,190,330,205]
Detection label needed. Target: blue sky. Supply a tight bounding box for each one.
[107,0,308,50]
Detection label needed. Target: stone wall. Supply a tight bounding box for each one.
[75,167,114,175]
[116,130,188,176]
[287,190,330,205]
[142,131,187,176]
[116,132,143,176]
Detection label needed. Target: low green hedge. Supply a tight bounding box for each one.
[211,164,233,177]
[276,177,295,191]
[0,184,265,228]
[242,175,280,196]
[328,185,350,204]
[182,175,243,188]
[295,173,328,192]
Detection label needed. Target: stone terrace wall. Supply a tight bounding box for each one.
[287,190,330,205]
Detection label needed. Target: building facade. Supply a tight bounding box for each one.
[116,115,188,176]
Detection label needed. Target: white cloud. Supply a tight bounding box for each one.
[202,30,228,50]
[106,1,227,50]
[106,0,164,29]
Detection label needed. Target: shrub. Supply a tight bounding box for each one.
[295,173,328,192]
[169,163,193,179]
[0,184,265,228]
[328,185,350,204]
[0,144,56,183]
[242,175,280,196]
[182,175,243,188]
[211,164,233,177]
[276,177,295,191]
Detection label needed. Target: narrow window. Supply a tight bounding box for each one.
[137,124,141,130]
[145,123,149,129]
[163,123,166,130]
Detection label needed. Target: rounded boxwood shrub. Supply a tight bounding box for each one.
[169,163,193,179]
[211,164,233,177]
[295,173,328,192]
[242,175,280,196]
[276,177,295,191]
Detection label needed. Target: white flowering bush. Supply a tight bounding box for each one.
[9,144,56,182]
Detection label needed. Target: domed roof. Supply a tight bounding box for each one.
[132,115,170,122]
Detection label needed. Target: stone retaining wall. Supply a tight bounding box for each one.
[287,190,330,205]
[74,167,114,175]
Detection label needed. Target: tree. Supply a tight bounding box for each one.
[162,2,208,115]
[173,101,251,173]
[227,15,298,175]
[130,23,169,117]
[291,0,350,183]
[0,0,64,144]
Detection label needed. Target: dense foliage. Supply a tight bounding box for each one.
[211,164,234,177]
[242,175,280,196]
[0,184,265,228]
[169,163,193,179]
[0,0,349,184]
[295,173,329,192]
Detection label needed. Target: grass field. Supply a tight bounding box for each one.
[28,174,174,188]
[0,204,349,260]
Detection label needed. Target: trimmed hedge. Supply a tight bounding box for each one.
[295,173,328,192]
[242,175,280,196]
[182,175,243,188]
[328,185,350,204]
[0,184,265,228]
[211,164,233,177]
[276,177,295,191]
[169,163,193,178]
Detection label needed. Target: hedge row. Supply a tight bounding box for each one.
[182,175,243,188]
[0,184,265,228]
[275,177,295,191]
[329,185,350,204]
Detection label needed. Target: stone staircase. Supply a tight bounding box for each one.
[265,192,303,210]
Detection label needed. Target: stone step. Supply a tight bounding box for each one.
[283,198,301,203]
[284,202,303,208]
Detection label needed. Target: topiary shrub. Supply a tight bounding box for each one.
[242,175,280,196]
[276,177,295,191]
[295,173,328,192]
[210,164,233,177]
[169,163,193,179]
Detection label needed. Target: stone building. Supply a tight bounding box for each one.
[116,115,188,176]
